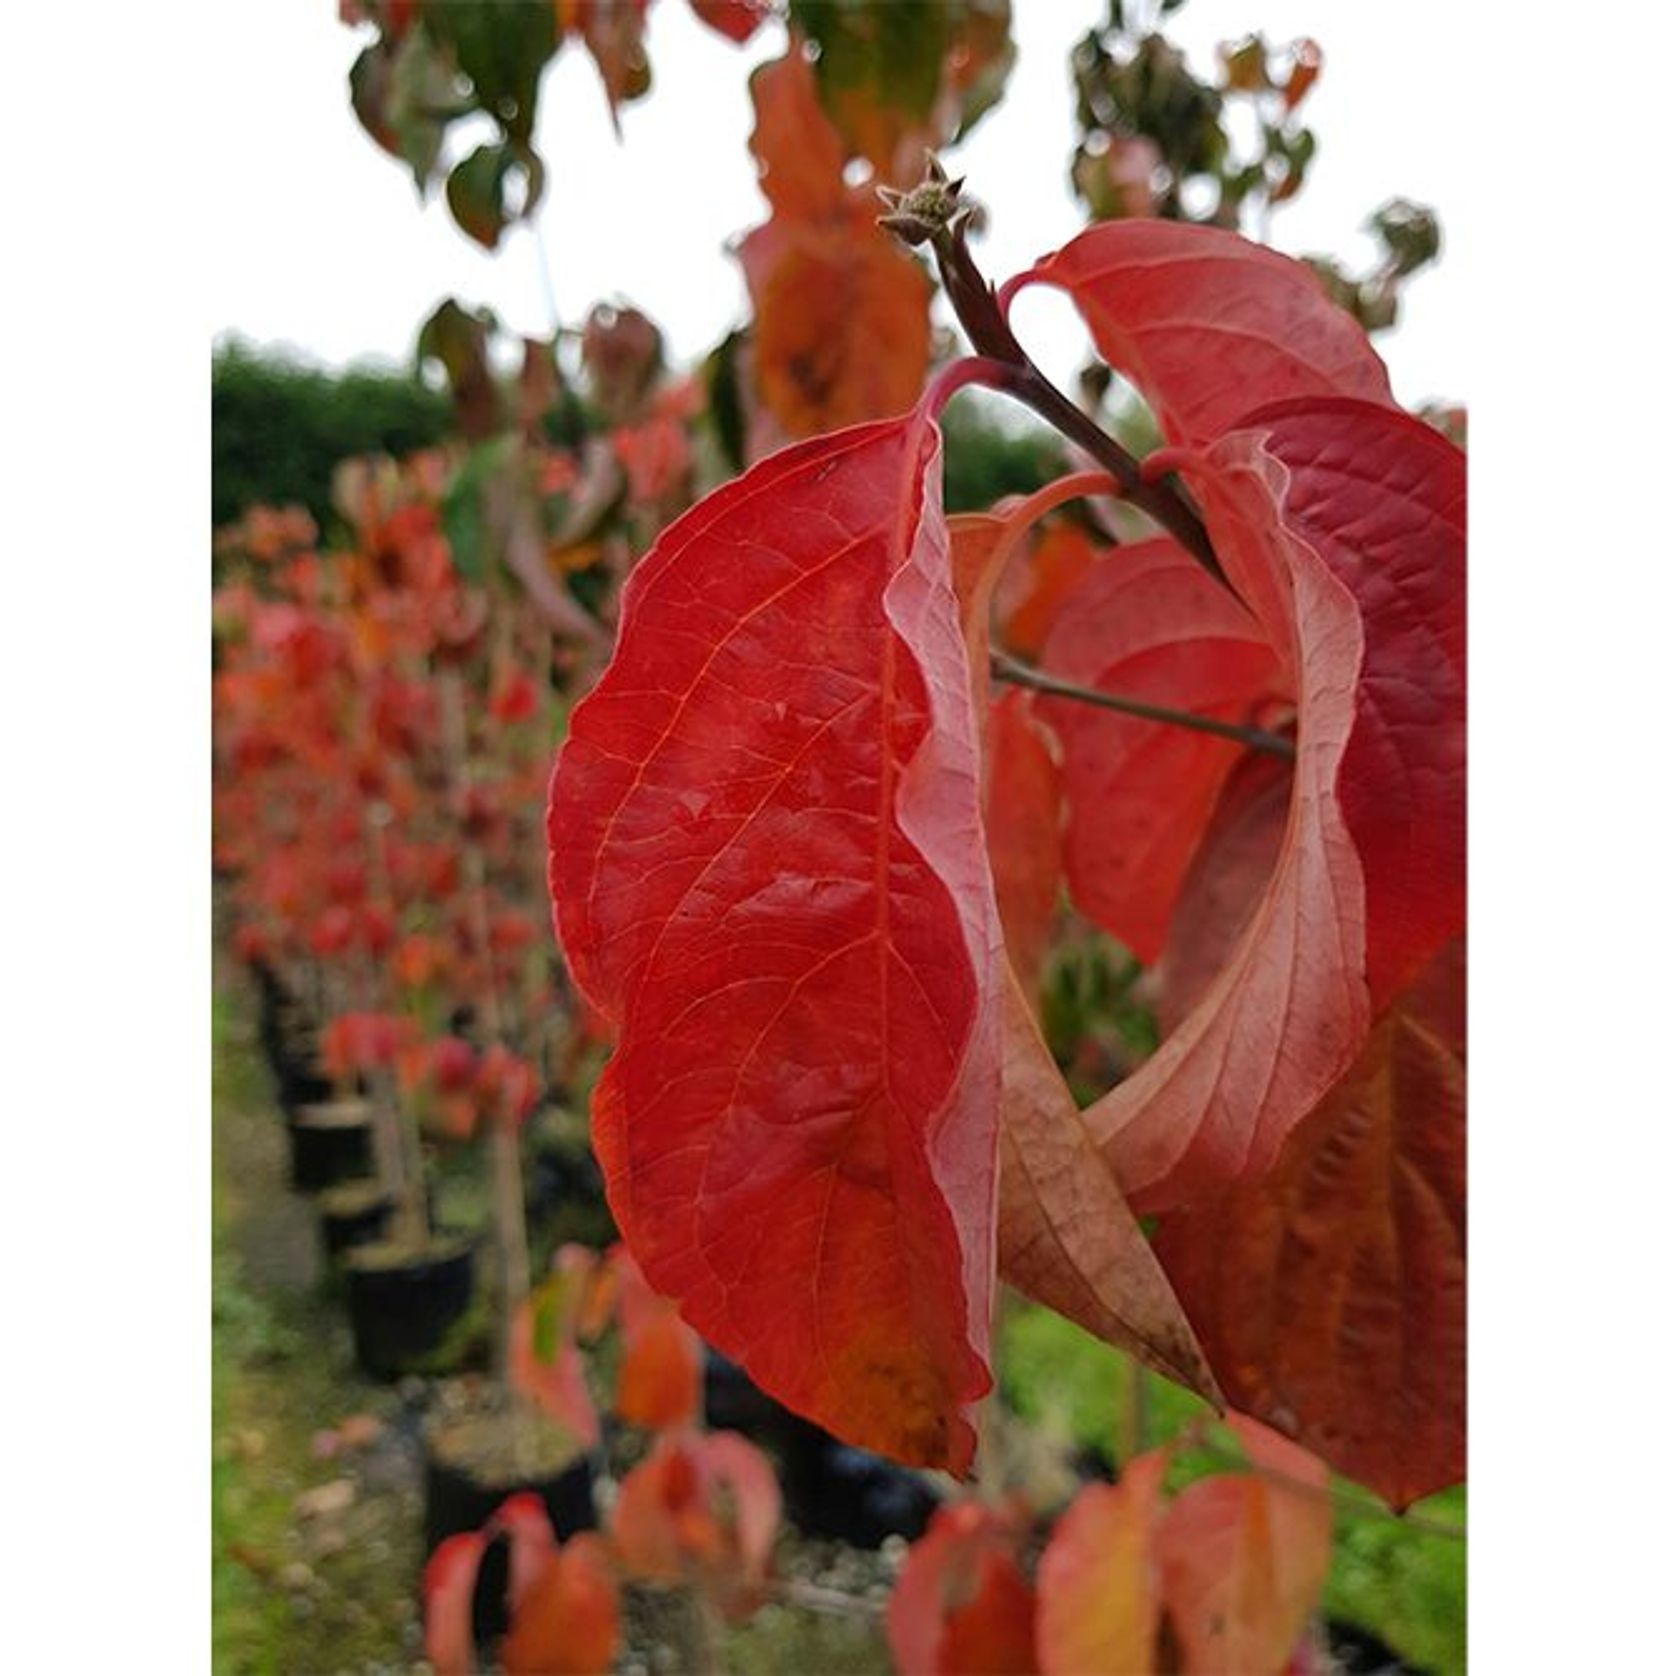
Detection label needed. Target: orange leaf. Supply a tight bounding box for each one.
[746,48,849,222]
[1157,1419,1333,1675]
[617,1310,703,1433]
[500,1531,622,1676]
[995,520,1103,661]
[1036,1450,1170,1676]
[742,216,932,440]
[609,1432,781,1617]
[738,51,932,439]
[510,1299,601,1447]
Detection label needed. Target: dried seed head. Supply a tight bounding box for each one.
[876,156,968,248]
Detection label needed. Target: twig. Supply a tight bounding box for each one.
[882,165,1226,588]
[991,648,1296,760]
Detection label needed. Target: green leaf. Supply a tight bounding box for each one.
[444,140,545,250]
[425,0,557,141]
[441,434,518,582]
[790,0,948,161]
[417,298,504,440]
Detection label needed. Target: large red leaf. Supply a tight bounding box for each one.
[1157,1418,1333,1675]
[549,416,1001,1471]
[1154,940,1466,1507]
[887,1501,1039,1676]
[1035,1450,1169,1676]
[1036,536,1283,963]
[1025,220,1395,449]
[1085,399,1465,1212]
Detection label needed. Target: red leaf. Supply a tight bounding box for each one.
[497,1493,563,1618]
[1084,400,1465,1212]
[1036,1450,1169,1676]
[500,1532,622,1676]
[423,1531,489,1676]
[1036,536,1283,964]
[983,689,1062,993]
[1154,941,1466,1506]
[887,1501,1039,1676]
[690,0,772,45]
[549,415,1000,1471]
[609,1431,781,1616]
[560,0,652,123]
[1250,400,1466,1008]
[1157,1418,1333,1675]
[1153,752,1291,1036]
[1026,221,1395,449]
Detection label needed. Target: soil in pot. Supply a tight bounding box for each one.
[423,1406,597,1620]
[345,1234,480,1381]
[288,1098,374,1191]
[314,1178,395,1262]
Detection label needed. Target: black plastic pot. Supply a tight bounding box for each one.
[422,1438,597,1561]
[345,1237,477,1380]
[314,1180,396,1261]
[276,1061,335,1122]
[288,1099,374,1192]
[422,1418,597,1646]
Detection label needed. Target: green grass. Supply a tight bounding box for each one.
[211,991,423,1674]
[998,1304,1466,1675]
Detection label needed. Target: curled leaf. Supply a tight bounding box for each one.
[1025,219,1395,448]
[1084,399,1465,1213]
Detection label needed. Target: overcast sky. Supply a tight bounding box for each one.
[214,1,1467,407]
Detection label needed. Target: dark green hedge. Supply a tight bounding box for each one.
[212,340,452,531]
[212,340,1058,532]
